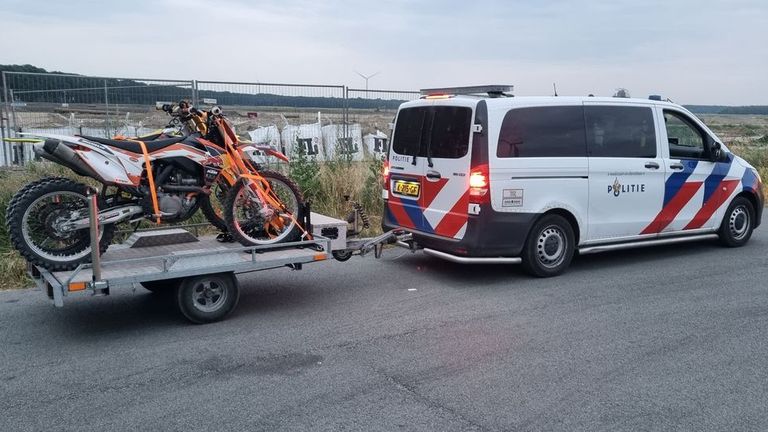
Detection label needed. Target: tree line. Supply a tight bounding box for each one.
[2,65,766,114]
[0,64,405,110]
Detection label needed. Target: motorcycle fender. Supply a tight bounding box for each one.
[78,150,134,185]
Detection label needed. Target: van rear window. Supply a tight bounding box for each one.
[392,106,472,159]
[497,106,587,158]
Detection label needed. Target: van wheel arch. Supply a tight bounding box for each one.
[732,191,760,227]
[539,209,581,245]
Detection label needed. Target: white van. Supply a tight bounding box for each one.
[382,86,763,277]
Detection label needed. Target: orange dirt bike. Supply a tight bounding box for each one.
[6,103,307,270]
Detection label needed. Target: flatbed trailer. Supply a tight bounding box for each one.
[28,192,413,323]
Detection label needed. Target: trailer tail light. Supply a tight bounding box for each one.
[68,281,87,292]
[469,164,489,204]
[382,160,391,190]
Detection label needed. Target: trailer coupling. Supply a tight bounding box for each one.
[332,230,416,262]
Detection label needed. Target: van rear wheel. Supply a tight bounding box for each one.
[521,214,575,278]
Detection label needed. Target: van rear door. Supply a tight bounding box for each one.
[387,106,430,232]
[387,101,474,239]
[420,104,474,239]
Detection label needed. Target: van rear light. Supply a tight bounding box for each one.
[382,160,391,190]
[469,164,489,204]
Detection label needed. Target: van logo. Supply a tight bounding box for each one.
[610,178,646,197]
[392,154,411,163]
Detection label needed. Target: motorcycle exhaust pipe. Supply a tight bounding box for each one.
[36,139,104,182]
[60,205,144,232]
[161,185,210,195]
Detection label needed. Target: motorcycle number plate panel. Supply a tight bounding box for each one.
[393,180,420,198]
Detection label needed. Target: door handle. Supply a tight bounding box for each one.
[644,162,660,169]
[670,163,684,170]
[425,170,442,181]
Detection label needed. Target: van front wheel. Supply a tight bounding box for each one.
[521,214,575,278]
[718,196,754,247]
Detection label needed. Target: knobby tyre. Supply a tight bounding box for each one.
[6,177,115,271]
[198,176,230,232]
[223,170,305,247]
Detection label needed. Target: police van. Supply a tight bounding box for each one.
[382,86,764,277]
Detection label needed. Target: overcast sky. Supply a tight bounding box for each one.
[1,0,766,105]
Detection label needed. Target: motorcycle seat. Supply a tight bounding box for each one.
[79,135,186,154]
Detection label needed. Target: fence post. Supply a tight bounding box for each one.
[103,79,111,137]
[343,85,348,141]
[0,71,7,166]
[192,80,198,105]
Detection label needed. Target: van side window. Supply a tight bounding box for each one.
[663,110,706,159]
[585,106,656,158]
[497,106,586,158]
[392,106,472,159]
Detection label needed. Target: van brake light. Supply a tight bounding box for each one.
[382,160,391,190]
[469,164,489,204]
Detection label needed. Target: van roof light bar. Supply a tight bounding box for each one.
[420,85,513,98]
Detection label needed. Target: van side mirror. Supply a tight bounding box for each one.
[708,139,723,162]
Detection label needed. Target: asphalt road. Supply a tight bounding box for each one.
[1,225,767,432]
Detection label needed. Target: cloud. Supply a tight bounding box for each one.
[0,0,766,104]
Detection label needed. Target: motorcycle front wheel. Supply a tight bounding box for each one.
[223,170,305,246]
[6,177,115,271]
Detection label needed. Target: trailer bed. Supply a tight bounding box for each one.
[32,212,346,309]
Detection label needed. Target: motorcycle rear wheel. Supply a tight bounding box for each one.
[6,177,115,271]
[199,176,230,232]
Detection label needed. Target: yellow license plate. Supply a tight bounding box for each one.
[393,180,420,197]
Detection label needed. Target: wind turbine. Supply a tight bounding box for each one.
[355,71,380,96]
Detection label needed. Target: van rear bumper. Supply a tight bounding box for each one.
[382,203,538,258]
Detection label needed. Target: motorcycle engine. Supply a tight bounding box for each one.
[142,168,200,220]
[158,193,183,216]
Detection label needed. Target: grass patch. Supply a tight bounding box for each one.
[0,163,78,290]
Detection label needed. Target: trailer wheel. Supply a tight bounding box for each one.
[175,273,239,324]
[141,279,181,294]
[332,250,353,262]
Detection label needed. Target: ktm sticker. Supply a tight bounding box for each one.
[502,189,524,207]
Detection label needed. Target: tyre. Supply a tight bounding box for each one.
[521,214,575,277]
[199,177,230,232]
[224,170,305,247]
[6,177,116,271]
[718,196,755,247]
[141,278,181,293]
[332,250,353,262]
[175,273,239,324]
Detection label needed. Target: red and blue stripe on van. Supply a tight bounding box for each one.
[641,155,744,234]
[386,176,469,238]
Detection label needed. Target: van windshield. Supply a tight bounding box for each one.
[392,106,472,159]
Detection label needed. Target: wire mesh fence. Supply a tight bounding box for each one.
[1,71,420,165]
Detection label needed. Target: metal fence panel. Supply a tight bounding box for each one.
[0,72,420,165]
[1,71,195,165]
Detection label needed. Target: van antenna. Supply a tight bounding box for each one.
[553,83,558,97]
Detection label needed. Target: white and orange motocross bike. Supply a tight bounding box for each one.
[6,103,306,271]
